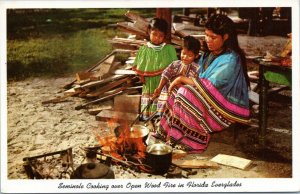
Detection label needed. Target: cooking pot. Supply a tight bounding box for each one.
[145,143,172,174]
[129,125,149,142]
[115,124,149,143]
[71,163,114,179]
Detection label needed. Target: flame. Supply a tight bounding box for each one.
[107,118,118,134]
[94,116,147,166]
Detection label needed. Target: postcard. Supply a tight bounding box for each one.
[1,0,299,193]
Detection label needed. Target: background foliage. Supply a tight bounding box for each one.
[7,8,157,79]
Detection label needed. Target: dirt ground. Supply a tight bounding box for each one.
[5,34,292,179]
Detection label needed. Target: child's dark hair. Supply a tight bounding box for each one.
[148,17,168,35]
[183,35,200,55]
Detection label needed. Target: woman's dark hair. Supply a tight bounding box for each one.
[205,14,250,86]
[148,17,168,35]
[183,35,201,55]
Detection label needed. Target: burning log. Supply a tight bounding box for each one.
[115,131,146,159]
[95,150,152,173]
[93,119,154,173]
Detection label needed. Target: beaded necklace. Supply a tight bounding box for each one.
[146,42,166,52]
[203,52,216,71]
[203,50,226,71]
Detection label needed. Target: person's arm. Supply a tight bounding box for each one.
[152,60,177,99]
[168,76,195,93]
[152,77,168,100]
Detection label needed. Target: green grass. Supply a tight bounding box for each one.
[7,8,155,40]
[7,28,118,77]
[7,8,156,79]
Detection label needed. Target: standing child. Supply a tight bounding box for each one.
[133,18,177,120]
[152,35,201,115]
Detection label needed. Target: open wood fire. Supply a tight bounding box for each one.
[94,119,153,173]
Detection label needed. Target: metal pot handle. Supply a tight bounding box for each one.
[130,96,157,127]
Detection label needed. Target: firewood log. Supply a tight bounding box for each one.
[63,49,133,89]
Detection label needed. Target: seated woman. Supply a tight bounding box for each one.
[155,14,251,153]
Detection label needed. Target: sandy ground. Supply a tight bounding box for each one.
[5,35,292,179]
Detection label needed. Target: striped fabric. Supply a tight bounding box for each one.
[156,78,250,153]
[140,93,158,118]
[157,60,200,114]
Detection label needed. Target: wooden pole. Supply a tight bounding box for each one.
[156,8,172,43]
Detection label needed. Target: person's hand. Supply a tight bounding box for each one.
[168,76,194,94]
[152,88,161,101]
[168,77,183,94]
